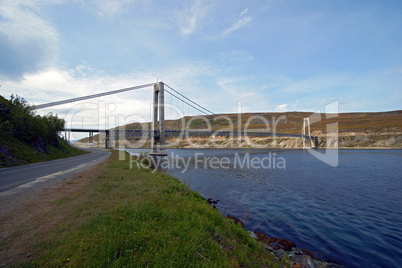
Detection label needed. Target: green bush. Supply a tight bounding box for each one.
[0,94,65,144]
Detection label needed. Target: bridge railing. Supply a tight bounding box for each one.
[113,129,316,140]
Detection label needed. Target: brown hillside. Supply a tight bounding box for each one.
[78,110,402,148]
[125,110,402,134]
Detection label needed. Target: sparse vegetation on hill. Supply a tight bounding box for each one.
[80,110,402,149]
[0,95,86,167]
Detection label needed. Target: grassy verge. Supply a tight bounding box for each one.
[11,151,281,267]
[0,135,87,168]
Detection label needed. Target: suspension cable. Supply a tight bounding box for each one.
[164,83,214,115]
[34,82,156,109]
[165,89,209,116]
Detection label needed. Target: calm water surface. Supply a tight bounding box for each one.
[128,148,402,268]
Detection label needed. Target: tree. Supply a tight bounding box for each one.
[0,94,66,147]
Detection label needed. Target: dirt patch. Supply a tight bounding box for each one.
[0,163,104,266]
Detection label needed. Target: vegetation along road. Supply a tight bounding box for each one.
[0,149,110,194]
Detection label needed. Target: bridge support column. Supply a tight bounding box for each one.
[105,130,110,149]
[64,130,70,143]
[110,129,116,148]
[150,82,167,156]
[302,118,311,149]
[89,132,94,147]
[314,136,319,148]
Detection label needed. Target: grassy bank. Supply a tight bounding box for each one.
[9,151,281,267]
[0,135,87,168]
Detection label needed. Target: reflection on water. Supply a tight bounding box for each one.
[127,148,402,268]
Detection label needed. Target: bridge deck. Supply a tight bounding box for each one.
[64,129,315,139]
[64,128,109,133]
[113,129,315,139]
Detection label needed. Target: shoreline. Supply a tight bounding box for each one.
[1,151,284,267]
[205,199,345,267]
[73,141,402,151]
[222,213,346,268]
[1,150,348,267]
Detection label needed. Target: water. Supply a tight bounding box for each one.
[127,148,402,268]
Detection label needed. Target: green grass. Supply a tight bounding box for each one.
[17,151,282,267]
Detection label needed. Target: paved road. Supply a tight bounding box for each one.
[0,150,110,194]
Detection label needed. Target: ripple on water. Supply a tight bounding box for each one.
[163,149,402,268]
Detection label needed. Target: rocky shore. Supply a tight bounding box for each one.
[236,216,345,268]
[208,199,345,268]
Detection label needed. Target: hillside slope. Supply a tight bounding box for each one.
[0,95,87,167]
[79,110,402,148]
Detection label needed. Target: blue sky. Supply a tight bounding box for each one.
[1,0,402,133]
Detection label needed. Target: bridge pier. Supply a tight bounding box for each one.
[105,130,110,149]
[314,136,319,148]
[89,132,94,147]
[150,82,167,156]
[64,130,71,143]
[302,117,319,149]
[302,118,311,149]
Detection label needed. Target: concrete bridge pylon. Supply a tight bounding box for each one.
[149,82,167,156]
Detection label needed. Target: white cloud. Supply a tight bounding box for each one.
[226,50,254,63]
[222,16,252,37]
[261,0,275,11]
[215,76,273,113]
[2,66,156,133]
[177,0,209,35]
[240,7,248,17]
[275,104,288,111]
[1,60,220,134]
[221,8,252,39]
[94,0,138,18]
[0,0,59,80]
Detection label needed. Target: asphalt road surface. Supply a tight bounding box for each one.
[0,149,110,195]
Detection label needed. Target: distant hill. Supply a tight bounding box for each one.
[0,95,86,167]
[79,110,402,148]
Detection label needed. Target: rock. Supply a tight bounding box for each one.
[227,215,245,228]
[291,248,304,255]
[247,231,258,239]
[269,242,284,250]
[263,244,275,251]
[291,254,302,262]
[255,232,296,251]
[299,248,319,260]
[207,198,219,204]
[291,255,316,268]
[275,249,287,259]
[33,138,48,154]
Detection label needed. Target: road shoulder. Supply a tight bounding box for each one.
[0,159,108,266]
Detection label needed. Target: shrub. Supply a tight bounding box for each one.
[0,94,66,145]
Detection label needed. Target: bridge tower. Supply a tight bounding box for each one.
[89,131,94,147]
[302,117,311,149]
[150,82,167,156]
[105,130,110,149]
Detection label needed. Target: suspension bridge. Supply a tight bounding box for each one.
[34,82,318,155]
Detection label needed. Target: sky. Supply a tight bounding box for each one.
[1,0,402,137]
